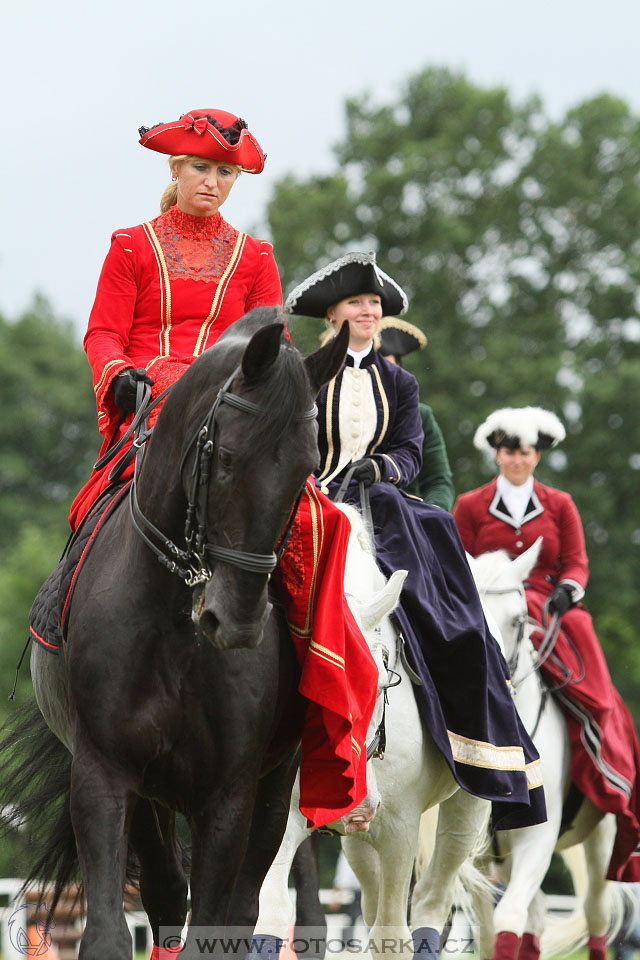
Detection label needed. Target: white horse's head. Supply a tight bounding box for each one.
[332,502,408,833]
[468,538,543,675]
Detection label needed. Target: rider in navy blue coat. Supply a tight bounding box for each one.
[316,344,424,490]
[285,252,546,831]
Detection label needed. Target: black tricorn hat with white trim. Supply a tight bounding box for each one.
[284,252,408,318]
[474,407,566,451]
[376,317,427,357]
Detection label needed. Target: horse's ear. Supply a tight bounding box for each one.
[358,569,408,632]
[511,536,543,582]
[304,322,349,395]
[241,323,284,382]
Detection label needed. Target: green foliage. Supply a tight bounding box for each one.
[272,67,640,721]
[0,301,97,874]
[0,300,97,727]
[0,297,97,552]
[0,524,67,710]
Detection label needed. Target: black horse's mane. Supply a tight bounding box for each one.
[244,343,314,456]
[187,308,315,458]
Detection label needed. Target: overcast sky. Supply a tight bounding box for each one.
[2,0,640,335]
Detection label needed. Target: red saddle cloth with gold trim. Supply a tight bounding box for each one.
[30,483,131,654]
[273,479,379,827]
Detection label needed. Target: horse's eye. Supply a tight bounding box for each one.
[218,449,233,469]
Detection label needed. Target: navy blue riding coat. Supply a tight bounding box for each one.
[315,349,546,830]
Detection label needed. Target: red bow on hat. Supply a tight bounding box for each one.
[182,113,208,135]
[139,108,266,173]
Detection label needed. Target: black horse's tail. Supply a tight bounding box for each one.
[0,698,78,912]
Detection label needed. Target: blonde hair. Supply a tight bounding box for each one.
[319,322,335,346]
[159,154,242,213]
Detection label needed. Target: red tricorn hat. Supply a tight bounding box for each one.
[138,108,266,173]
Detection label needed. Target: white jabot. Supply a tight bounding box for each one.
[497,474,534,524]
[347,343,374,368]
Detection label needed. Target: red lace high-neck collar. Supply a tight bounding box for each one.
[163,205,225,239]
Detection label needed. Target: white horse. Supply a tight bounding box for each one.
[255,504,491,960]
[466,539,632,960]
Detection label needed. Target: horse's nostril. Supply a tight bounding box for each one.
[198,608,220,640]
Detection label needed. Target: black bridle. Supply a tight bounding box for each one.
[366,661,402,761]
[479,583,569,738]
[478,584,530,679]
[480,583,564,681]
[128,365,317,586]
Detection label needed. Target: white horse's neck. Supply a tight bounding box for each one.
[469,548,546,735]
[335,502,407,667]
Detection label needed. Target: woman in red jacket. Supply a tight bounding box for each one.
[454,406,640,881]
[65,108,380,842]
[71,108,281,527]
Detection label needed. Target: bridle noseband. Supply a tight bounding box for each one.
[129,364,317,586]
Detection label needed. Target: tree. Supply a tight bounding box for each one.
[0,300,97,724]
[269,68,640,712]
[0,297,97,553]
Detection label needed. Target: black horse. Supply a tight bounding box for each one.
[7,308,349,959]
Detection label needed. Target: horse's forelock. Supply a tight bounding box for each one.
[471,549,514,591]
[238,344,313,457]
[167,330,314,470]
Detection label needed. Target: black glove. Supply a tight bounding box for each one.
[350,458,380,487]
[110,367,155,412]
[547,584,573,617]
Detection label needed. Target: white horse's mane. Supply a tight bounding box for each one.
[335,502,377,558]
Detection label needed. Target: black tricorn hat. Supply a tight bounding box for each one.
[376,317,427,357]
[284,252,408,318]
[474,407,566,451]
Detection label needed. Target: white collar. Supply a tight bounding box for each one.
[347,343,373,369]
[496,474,534,523]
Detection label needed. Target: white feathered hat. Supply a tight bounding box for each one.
[474,407,566,452]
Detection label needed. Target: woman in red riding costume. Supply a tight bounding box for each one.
[454,406,640,890]
[71,108,280,526]
[68,110,380,910]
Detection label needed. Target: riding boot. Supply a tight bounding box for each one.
[588,933,608,960]
[248,934,283,957]
[493,930,521,960]
[517,932,541,960]
[412,926,441,956]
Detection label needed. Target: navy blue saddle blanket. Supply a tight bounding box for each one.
[29,483,130,653]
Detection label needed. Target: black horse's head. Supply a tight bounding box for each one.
[177,306,348,650]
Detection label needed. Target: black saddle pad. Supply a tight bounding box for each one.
[29,483,130,653]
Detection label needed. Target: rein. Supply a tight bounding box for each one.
[479,584,562,684]
[367,639,402,761]
[128,364,317,586]
[479,583,566,738]
[478,585,528,679]
[334,464,375,552]
[93,380,172,480]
